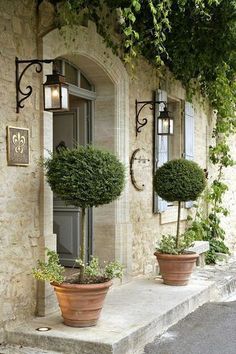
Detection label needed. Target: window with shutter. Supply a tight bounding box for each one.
[153,90,168,213]
[153,92,189,214]
[184,101,194,208]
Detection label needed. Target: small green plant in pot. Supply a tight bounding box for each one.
[153,159,206,286]
[33,145,125,327]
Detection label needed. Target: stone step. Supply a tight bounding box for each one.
[5,260,236,354]
[0,343,61,354]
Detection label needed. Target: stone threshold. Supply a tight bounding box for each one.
[4,260,236,354]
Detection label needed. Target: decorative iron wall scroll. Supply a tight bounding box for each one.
[130,148,150,191]
[7,126,30,166]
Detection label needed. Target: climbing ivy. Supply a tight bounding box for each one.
[50,0,236,261]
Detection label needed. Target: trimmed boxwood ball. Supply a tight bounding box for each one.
[44,145,126,209]
[154,159,206,202]
[44,145,125,283]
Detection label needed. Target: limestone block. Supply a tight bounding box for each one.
[12,16,22,34]
[38,0,55,36]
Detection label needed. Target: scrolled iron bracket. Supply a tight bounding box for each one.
[15,57,54,113]
[135,99,167,136]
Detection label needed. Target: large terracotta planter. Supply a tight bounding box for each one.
[52,280,112,327]
[154,252,199,286]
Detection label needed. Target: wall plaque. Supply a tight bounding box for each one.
[7,126,30,166]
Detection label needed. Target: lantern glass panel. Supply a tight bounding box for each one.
[61,85,69,109]
[44,85,61,110]
[169,118,174,135]
[158,117,169,134]
[162,118,169,134]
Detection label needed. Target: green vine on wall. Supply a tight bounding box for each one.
[50,0,236,262]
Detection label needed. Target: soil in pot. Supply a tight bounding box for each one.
[52,280,112,327]
[154,252,199,286]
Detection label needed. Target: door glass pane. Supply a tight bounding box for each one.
[53,59,63,74]
[53,112,76,150]
[80,73,92,91]
[65,62,78,86]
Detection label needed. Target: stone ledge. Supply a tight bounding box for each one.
[187,241,210,267]
[6,258,236,354]
[187,241,210,254]
[4,276,215,354]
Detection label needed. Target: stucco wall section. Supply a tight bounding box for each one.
[0,0,42,330]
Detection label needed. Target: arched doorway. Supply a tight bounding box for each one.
[39,23,131,315]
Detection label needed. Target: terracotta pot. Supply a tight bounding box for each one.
[52,280,112,327]
[154,252,199,286]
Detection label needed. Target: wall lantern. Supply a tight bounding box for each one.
[15,57,69,113]
[43,71,69,112]
[157,106,174,136]
[135,99,173,136]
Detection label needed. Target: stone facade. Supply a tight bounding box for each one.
[0,0,236,334]
[0,0,42,332]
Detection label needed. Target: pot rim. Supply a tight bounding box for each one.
[51,279,113,289]
[154,251,199,259]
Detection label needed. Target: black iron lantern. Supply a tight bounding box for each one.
[135,98,174,136]
[157,106,174,136]
[15,57,69,113]
[43,71,69,112]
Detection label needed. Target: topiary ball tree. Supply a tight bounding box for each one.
[44,145,126,282]
[154,159,206,248]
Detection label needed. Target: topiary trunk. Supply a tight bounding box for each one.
[176,201,181,249]
[79,207,86,283]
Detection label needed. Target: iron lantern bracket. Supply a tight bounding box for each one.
[15,57,54,113]
[135,99,167,136]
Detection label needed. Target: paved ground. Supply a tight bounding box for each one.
[144,300,236,354]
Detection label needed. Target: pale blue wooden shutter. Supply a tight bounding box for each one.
[184,102,194,208]
[153,90,168,213]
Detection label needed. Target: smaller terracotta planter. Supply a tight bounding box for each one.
[52,280,112,327]
[154,252,199,286]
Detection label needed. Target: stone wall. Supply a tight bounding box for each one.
[0,0,42,332]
